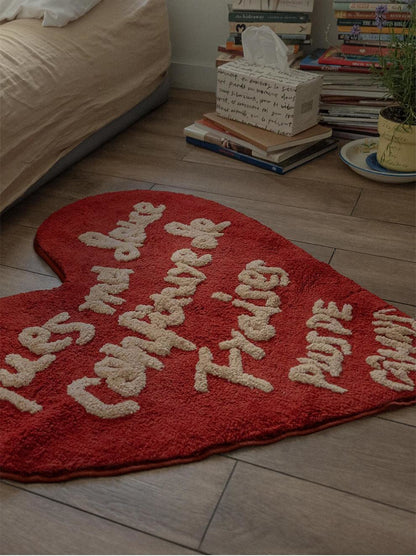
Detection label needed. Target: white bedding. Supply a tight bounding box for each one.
[0,0,171,211]
[0,0,102,27]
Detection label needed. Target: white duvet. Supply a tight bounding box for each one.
[0,0,102,27]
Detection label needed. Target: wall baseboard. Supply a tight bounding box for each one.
[170,61,217,92]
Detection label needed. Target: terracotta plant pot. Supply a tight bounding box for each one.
[377,106,416,172]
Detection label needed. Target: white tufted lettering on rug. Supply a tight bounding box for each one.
[289,300,353,394]
[79,266,134,315]
[367,308,416,392]
[68,215,230,418]
[164,218,231,249]
[0,313,95,413]
[195,260,289,393]
[78,202,165,261]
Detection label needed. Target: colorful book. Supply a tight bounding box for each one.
[232,0,315,13]
[334,10,411,19]
[299,49,372,73]
[337,25,408,34]
[340,43,392,55]
[221,43,302,54]
[226,32,310,47]
[218,45,244,55]
[338,32,405,40]
[228,11,311,23]
[229,21,312,34]
[229,10,311,22]
[203,112,333,153]
[337,18,410,27]
[318,47,382,68]
[341,37,395,45]
[332,2,410,11]
[185,136,338,175]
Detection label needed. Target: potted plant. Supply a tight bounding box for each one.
[372,1,416,172]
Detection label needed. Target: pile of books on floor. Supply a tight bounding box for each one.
[216,0,314,68]
[296,1,412,139]
[184,114,337,175]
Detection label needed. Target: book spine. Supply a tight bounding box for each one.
[338,25,408,34]
[338,32,403,40]
[320,57,381,68]
[229,11,310,22]
[185,136,284,174]
[299,62,371,73]
[227,33,309,45]
[232,0,314,13]
[229,21,312,34]
[337,18,409,27]
[341,37,393,45]
[334,10,411,19]
[220,43,301,54]
[332,2,410,12]
[218,45,244,55]
[340,44,391,55]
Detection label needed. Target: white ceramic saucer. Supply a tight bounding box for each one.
[339,137,416,184]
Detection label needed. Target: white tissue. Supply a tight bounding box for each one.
[242,26,290,73]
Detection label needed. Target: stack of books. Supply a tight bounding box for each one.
[184,113,337,175]
[334,0,410,45]
[216,0,315,67]
[296,1,411,139]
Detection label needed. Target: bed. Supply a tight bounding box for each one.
[0,0,171,212]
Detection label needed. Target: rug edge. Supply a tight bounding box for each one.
[2,398,414,483]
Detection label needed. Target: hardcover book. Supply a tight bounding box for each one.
[184,122,322,163]
[203,112,332,153]
[185,136,338,174]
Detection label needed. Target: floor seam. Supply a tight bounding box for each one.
[197,460,238,552]
[3,481,200,553]
[223,458,416,515]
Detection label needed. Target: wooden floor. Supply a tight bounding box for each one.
[1,88,415,555]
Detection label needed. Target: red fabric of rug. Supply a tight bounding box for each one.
[0,190,414,482]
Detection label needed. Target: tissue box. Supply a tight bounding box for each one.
[216,59,322,136]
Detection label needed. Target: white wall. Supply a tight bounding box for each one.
[166,0,339,91]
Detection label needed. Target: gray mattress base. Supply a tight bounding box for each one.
[7,73,170,211]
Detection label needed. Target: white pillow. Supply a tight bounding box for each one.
[0,0,102,27]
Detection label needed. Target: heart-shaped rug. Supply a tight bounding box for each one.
[1,190,415,482]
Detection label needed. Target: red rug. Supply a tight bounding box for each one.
[1,190,415,482]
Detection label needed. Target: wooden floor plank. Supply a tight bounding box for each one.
[151,185,415,262]
[40,168,153,201]
[201,462,416,555]
[352,184,416,227]
[331,249,416,306]
[15,456,234,549]
[0,483,196,555]
[0,266,61,298]
[0,222,57,278]
[292,241,334,263]
[100,130,190,160]
[182,141,351,186]
[229,417,415,512]
[379,406,416,427]
[75,151,361,217]
[2,191,77,230]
